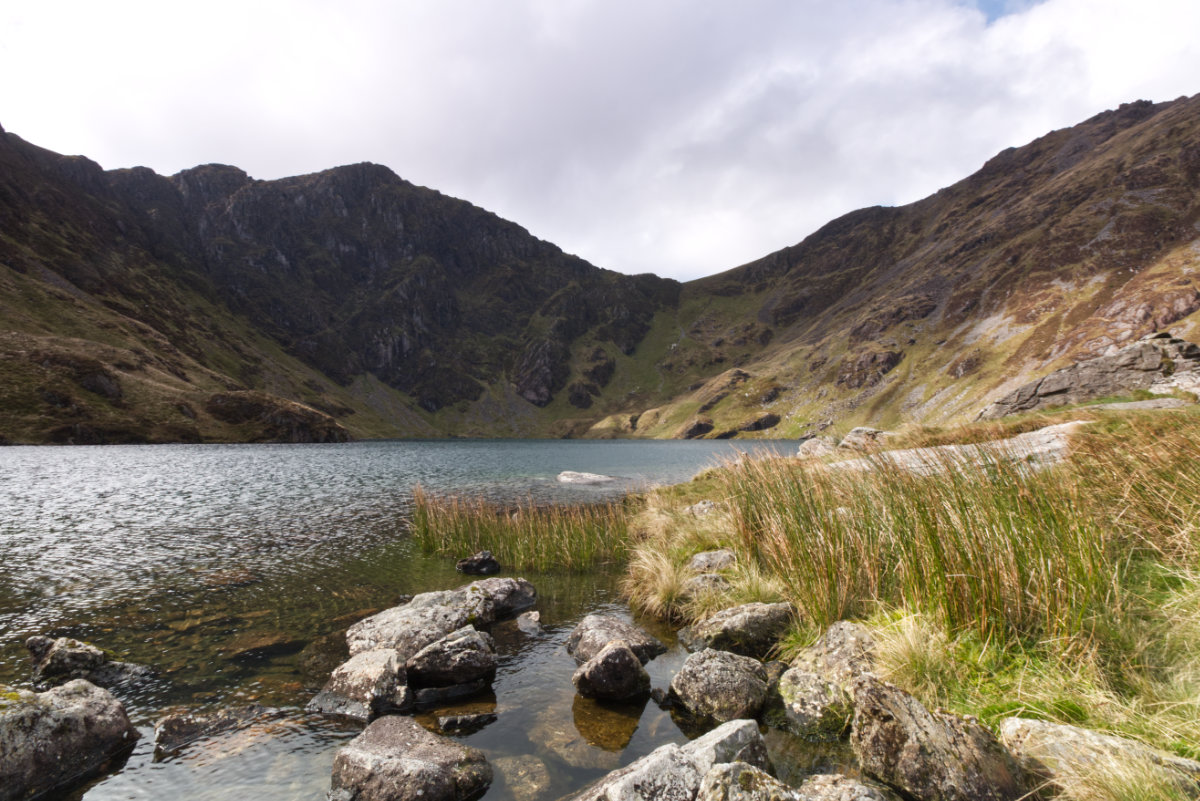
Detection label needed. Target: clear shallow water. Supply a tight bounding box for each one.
[0,438,798,800]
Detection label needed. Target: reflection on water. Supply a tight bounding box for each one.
[0,439,796,800]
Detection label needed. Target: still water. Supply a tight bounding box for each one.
[0,438,797,800]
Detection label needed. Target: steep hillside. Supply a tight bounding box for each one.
[589,95,1200,439]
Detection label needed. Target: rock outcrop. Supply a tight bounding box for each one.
[0,680,140,801]
[328,715,492,801]
[980,333,1200,419]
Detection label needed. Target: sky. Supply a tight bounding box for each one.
[2,1,1198,282]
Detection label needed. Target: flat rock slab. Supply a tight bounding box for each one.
[1,679,140,801]
[851,675,1023,801]
[567,614,666,665]
[669,648,769,725]
[328,714,491,801]
[678,602,794,659]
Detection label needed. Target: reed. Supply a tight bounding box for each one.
[409,486,632,573]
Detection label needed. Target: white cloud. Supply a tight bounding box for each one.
[1,0,1198,281]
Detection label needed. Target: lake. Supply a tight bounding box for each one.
[0,438,798,800]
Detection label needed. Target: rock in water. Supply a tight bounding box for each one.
[669,648,769,726]
[572,641,651,701]
[25,635,153,690]
[155,705,274,754]
[566,614,666,665]
[557,471,617,484]
[306,650,410,722]
[851,675,1024,801]
[406,626,497,687]
[328,714,491,801]
[0,680,140,801]
[456,550,501,575]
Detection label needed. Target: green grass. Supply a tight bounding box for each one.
[409,486,634,573]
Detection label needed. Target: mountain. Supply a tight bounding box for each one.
[1,93,1199,444]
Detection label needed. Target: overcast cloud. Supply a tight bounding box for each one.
[2,0,1198,281]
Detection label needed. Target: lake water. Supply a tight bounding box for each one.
[0,438,799,800]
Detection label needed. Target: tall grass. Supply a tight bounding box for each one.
[410,486,632,573]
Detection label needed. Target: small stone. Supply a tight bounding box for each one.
[437,712,497,734]
[456,550,501,575]
[517,611,542,635]
[688,549,737,572]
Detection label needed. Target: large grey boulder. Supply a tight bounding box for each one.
[790,621,877,691]
[1,680,140,801]
[678,602,794,659]
[569,719,769,801]
[669,648,769,725]
[838,428,888,452]
[979,333,1200,419]
[696,761,799,801]
[406,626,496,687]
[307,649,411,721]
[346,577,535,658]
[851,675,1024,801]
[1000,717,1200,794]
[797,436,838,459]
[764,668,852,741]
[328,714,491,801]
[567,614,666,665]
[25,635,152,690]
[572,640,651,701]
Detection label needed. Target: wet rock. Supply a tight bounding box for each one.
[669,648,769,726]
[529,710,622,771]
[797,436,838,459]
[696,761,799,801]
[25,635,152,690]
[688,549,736,572]
[456,550,501,575]
[764,669,852,741]
[517,611,542,635]
[493,755,551,801]
[0,679,140,801]
[795,773,898,801]
[437,712,497,735]
[328,714,491,801]
[569,719,769,801]
[790,621,877,690]
[999,716,1200,794]
[566,614,666,665]
[683,573,733,598]
[307,649,411,722]
[678,602,795,659]
[413,679,491,708]
[222,630,307,661]
[572,641,651,701]
[838,428,888,452]
[850,675,1023,801]
[572,693,645,751]
[407,626,497,687]
[346,577,536,658]
[154,704,274,755]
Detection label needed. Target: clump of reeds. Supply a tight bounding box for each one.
[409,486,632,573]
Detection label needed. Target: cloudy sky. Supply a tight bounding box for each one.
[2,1,1198,281]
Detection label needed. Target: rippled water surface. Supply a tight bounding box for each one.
[0,439,797,800]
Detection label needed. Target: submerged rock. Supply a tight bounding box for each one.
[566,614,666,665]
[851,675,1024,801]
[328,714,491,801]
[155,704,275,755]
[572,640,651,701]
[493,755,551,801]
[437,712,497,735]
[306,650,410,722]
[678,602,794,659]
[1,679,140,801]
[669,648,769,726]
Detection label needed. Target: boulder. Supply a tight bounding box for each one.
[567,614,666,665]
[850,675,1024,801]
[406,626,496,687]
[764,668,852,741]
[328,714,491,801]
[413,679,491,708]
[155,704,273,754]
[307,649,411,722]
[688,549,737,572]
[517,611,541,635]
[0,680,140,801]
[669,648,769,725]
[25,635,152,690]
[678,602,795,659]
[683,573,733,598]
[569,719,770,801]
[838,428,888,452]
[797,436,838,459]
[572,641,651,701]
[456,550,501,575]
[696,761,799,801]
[795,773,897,801]
[790,621,877,690]
[346,577,535,658]
[980,334,1200,419]
[999,717,1200,794]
